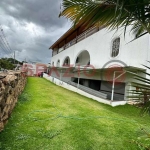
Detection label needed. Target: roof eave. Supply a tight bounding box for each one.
[49,25,79,50]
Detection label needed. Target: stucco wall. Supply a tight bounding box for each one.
[44,73,126,107]
[51,28,149,69]
[50,28,150,102]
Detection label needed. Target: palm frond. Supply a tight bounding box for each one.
[60,0,150,38]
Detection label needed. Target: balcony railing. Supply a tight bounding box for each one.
[52,26,104,57]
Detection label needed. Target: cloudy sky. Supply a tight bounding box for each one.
[0,0,71,63]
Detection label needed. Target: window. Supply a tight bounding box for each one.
[57,60,60,67]
[76,57,79,63]
[111,38,120,57]
[64,58,68,65]
[63,57,70,66]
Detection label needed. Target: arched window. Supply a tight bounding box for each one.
[63,57,70,66]
[57,60,60,67]
[111,38,120,57]
[75,50,90,66]
[76,57,79,63]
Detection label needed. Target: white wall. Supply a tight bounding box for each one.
[50,28,150,103]
[43,73,126,107]
[51,28,149,69]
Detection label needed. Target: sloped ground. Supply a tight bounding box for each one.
[0,77,150,150]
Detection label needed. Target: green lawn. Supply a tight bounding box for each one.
[0,77,150,150]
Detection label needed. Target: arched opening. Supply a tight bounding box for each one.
[63,56,70,66]
[52,62,54,66]
[57,60,60,67]
[75,50,90,66]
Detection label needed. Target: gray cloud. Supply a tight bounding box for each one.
[0,0,71,63]
[1,0,66,28]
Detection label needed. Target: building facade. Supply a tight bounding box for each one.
[47,25,150,105]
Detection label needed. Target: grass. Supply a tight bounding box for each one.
[0,77,150,150]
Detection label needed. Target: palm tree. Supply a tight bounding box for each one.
[128,64,150,115]
[60,0,150,38]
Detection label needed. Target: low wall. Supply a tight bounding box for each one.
[0,71,27,132]
[43,73,126,107]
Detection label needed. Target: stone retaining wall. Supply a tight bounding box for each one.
[0,71,27,132]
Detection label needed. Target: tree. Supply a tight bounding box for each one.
[0,58,14,70]
[7,58,21,64]
[128,64,150,115]
[60,0,150,38]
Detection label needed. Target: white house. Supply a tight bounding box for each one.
[45,24,150,106]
